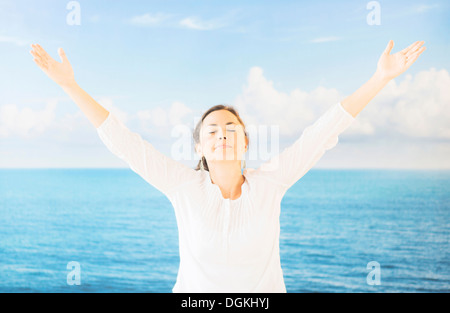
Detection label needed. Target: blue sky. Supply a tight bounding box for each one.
[1,0,449,168]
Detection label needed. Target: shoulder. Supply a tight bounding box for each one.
[165,168,205,196]
[244,167,288,189]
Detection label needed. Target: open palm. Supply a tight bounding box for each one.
[377,40,426,80]
[30,44,75,87]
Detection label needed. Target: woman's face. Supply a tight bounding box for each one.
[197,110,247,163]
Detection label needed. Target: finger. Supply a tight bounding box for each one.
[406,46,426,67]
[405,41,425,58]
[35,54,48,68]
[31,43,42,54]
[31,44,41,57]
[33,57,47,70]
[384,40,394,55]
[400,41,419,54]
[34,44,52,62]
[401,41,423,55]
[58,47,68,63]
[34,44,47,55]
[30,49,46,67]
[31,44,46,60]
[30,49,39,58]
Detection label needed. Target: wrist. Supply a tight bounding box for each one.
[60,80,78,91]
[373,70,392,85]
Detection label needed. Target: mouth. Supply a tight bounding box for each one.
[216,145,232,149]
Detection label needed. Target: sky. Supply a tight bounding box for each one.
[0,0,449,169]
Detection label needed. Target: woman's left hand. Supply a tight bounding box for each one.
[376,40,426,81]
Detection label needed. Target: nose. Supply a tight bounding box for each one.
[217,129,226,140]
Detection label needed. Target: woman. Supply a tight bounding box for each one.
[30,40,425,292]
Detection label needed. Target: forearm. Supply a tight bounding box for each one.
[61,82,109,128]
[341,71,391,118]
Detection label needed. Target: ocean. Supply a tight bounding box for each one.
[0,169,449,292]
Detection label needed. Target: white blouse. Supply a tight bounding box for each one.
[96,102,355,293]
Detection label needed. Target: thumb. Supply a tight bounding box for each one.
[58,47,68,63]
[384,40,394,55]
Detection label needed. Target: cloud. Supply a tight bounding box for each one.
[128,11,237,31]
[0,35,28,47]
[413,3,440,13]
[168,101,194,126]
[233,66,450,142]
[135,101,193,138]
[129,12,173,26]
[233,66,342,138]
[137,107,167,128]
[89,14,100,23]
[358,68,450,139]
[0,100,57,138]
[0,95,195,142]
[96,96,130,124]
[0,96,134,143]
[372,3,441,21]
[3,67,449,168]
[179,16,227,30]
[4,68,448,144]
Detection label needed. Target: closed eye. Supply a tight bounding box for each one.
[209,130,235,134]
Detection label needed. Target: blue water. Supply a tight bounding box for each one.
[0,169,449,293]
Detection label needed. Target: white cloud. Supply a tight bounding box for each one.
[234,66,342,137]
[135,101,193,139]
[0,100,57,138]
[2,67,449,168]
[4,68,448,145]
[89,15,100,23]
[137,107,167,128]
[0,95,193,142]
[317,139,450,169]
[168,101,194,126]
[129,13,172,26]
[233,66,450,142]
[413,3,440,13]
[0,35,28,47]
[0,96,133,141]
[96,96,130,124]
[358,68,450,139]
[128,11,236,31]
[179,16,227,30]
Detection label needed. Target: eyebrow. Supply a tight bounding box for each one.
[206,122,237,127]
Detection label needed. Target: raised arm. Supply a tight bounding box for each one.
[341,40,426,118]
[30,43,198,197]
[30,44,109,128]
[253,40,426,192]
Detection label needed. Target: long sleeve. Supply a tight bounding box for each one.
[96,112,198,197]
[256,102,356,191]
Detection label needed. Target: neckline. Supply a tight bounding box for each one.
[205,170,248,202]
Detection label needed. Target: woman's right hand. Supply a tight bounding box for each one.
[30,44,76,88]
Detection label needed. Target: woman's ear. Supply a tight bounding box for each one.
[195,143,202,158]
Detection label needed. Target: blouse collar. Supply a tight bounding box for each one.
[204,170,248,202]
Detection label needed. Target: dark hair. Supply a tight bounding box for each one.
[193,104,249,171]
